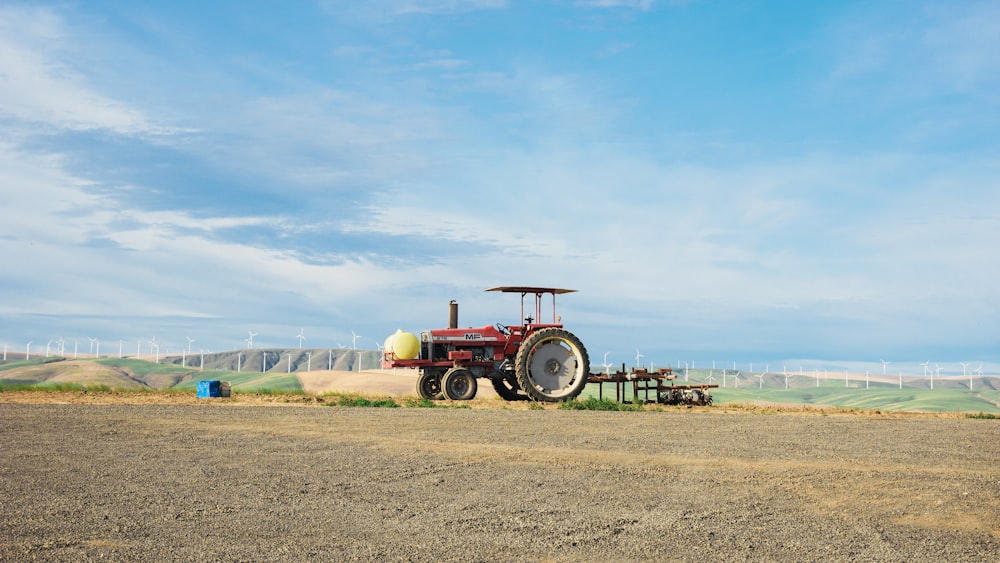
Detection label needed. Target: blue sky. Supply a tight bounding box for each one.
[1,0,997,371]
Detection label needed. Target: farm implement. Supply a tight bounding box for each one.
[382,286,716,405]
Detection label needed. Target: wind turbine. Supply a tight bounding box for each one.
[200,349,204,370]
[3,343,6,361]
[328,349,333,371]
[286,353,293,373]
[880,359,891,377]
[26,341,32,360]
[756,371,764,389]
[783,367,790,389]
[46,339,53,357]
[247,330,257,350]
[921,361,930,377]
[58,337,65,356]
[95,339,100,358]
[634,348,644,370]
[237,352,242,373]
[351,330,362,350]
[186,336,195,354]
[732,370,740,389]
[973,364,984,389]
[88,337,96,356]
[933,363,941,390]
[149,338,159,363]
[960,362,970,378]
[296,329,306,349]
[602,352,612,376]
[306,352,312,372]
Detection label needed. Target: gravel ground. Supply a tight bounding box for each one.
[1,402,998,562]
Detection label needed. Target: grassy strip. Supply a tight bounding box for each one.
[966,412,998,419]
[0,382,117,392]
[558,397,646,411]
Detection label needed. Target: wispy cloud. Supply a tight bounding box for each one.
[826,1,1000,100]
[0,6,171,136]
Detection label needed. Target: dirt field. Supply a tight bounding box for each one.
[1,397,998,561]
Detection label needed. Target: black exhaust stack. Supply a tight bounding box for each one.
[448,300,458,329]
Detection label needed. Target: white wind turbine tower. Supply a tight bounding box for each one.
[26,341,32,360]
[3,343,7,361]
[732,370,740,389]
[880,359,890,377]
[602,352,612,376]
[634,348,644,370]
[88,337,96,356]
[960,362,970,389]
[296,329,306,349]
[783,367,790,389]
[46,339,53,357]
[237,352,242,373]
[351,330,362,350]
[58,337,65,356]
[149,338,159,363]
[306,352,312,372]
[186,336,196,354]
[286,352,293,373]
[247,330,257,350]
[95,339,100,358]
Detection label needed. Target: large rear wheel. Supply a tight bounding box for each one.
[442,367,477,401]
[514,328,590,402]
[417,369,444,400]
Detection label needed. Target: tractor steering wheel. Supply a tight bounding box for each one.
[495,322,510,336]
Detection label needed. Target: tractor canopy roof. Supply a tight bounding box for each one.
[485,286,577,295]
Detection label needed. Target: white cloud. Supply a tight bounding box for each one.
[826,1,1000,101]
[0,5,167,135]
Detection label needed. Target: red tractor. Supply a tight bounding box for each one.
[382,286,591,402]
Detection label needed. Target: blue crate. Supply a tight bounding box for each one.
[196,380,221,398]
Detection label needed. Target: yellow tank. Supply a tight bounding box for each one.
[384,329,420,361]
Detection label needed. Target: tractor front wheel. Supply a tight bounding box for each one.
[514,328,590,402]
[442,367,477,401]
[417,370,444,400]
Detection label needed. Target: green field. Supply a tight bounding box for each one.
[711,386,1000,413]
[171,372,304,393]
[578,378,1000,413]
[2,357,999,413]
